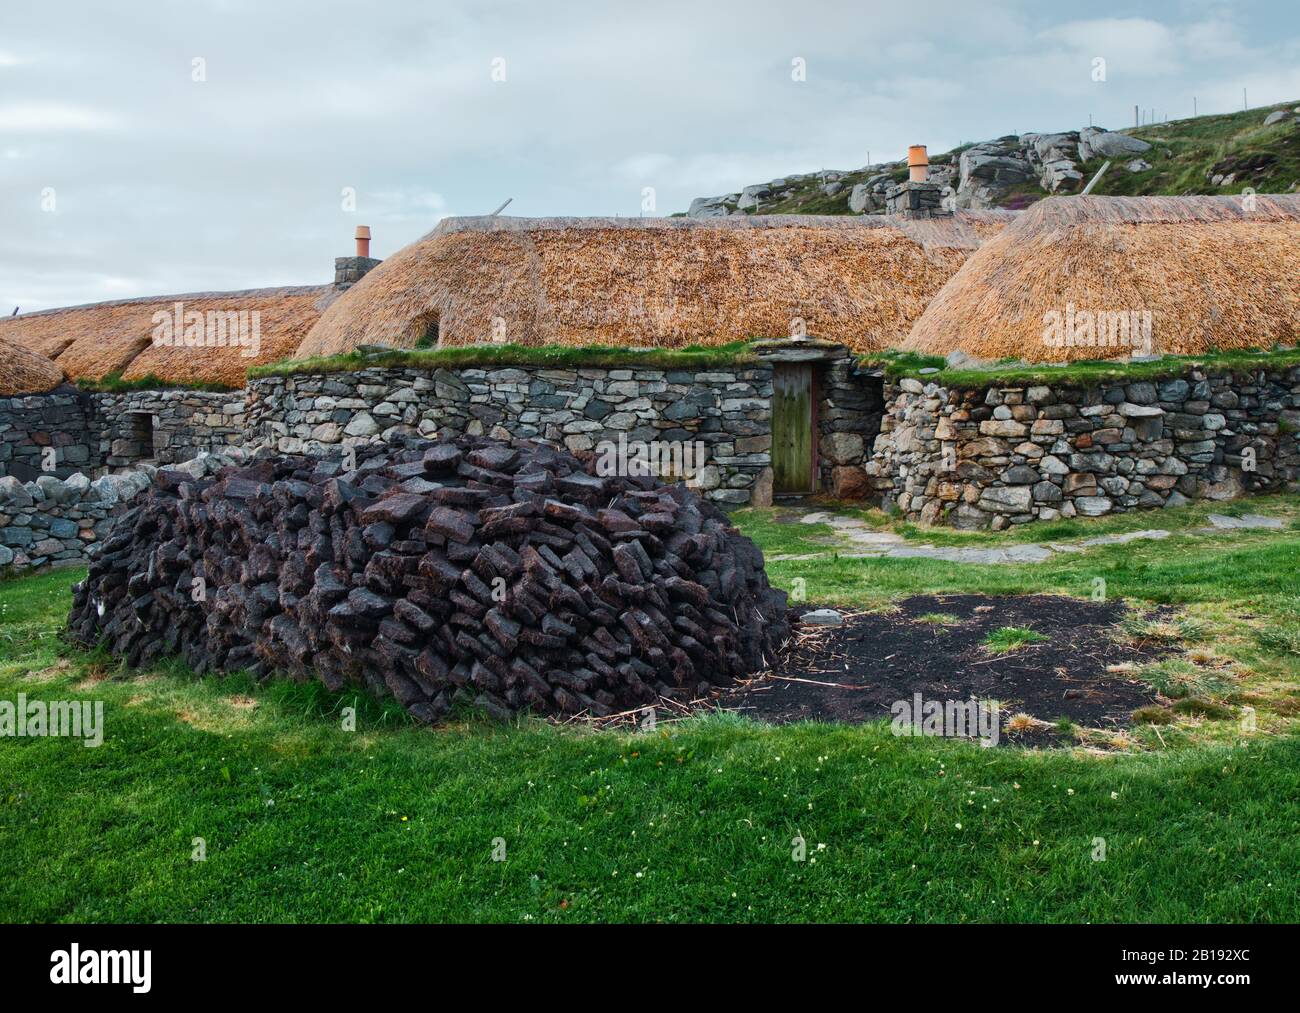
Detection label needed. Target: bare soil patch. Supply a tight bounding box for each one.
[719,594,1173,741]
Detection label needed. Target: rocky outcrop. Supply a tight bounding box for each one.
[957,138,1036,208]
[1022,132,1084,192]
[1077,126,1152,161]
[687,194,739,218]
[681,123,1158,216]
[1259,106,1300,128]
[688,168,908,219]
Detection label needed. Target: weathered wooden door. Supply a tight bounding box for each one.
[772,364,815,494]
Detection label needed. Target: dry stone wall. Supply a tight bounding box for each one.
[0,450,246,575]
[0,345,877,572]
[866,367,1300,528]
[246,356,882,508]
[0,391,99,481]
[0,467,150,573]
[246,364,774,507]
[248,365,786,506]
[0,388,243,482]
[818,358,882,498]
[93,390,246,468]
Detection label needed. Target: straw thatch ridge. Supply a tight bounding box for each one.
[0,338,66,396]
[0,286,339,387]
[905,195,1300,363]
[295,212,1016,358]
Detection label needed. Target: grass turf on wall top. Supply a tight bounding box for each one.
[79,342,1300,392]
[248,341,760,380]
[75,371,239,394]
[861,347,1300,389]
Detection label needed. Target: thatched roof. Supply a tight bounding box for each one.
[294,212,1016,358]
[0,286,339,387]
[905,195,1300,363]
[0,338,66,396]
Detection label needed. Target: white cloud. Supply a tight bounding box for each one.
[1037,18,1181,77]
[0,102,119,131]
[1179,18,1249,61]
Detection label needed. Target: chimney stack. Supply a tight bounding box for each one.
[335,226,382,290]
[908,145,929,183]
[883,144,950,219]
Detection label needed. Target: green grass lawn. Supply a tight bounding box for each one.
[4,496,1300,922]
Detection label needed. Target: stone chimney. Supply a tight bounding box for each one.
[885,145,951,218]
[334,225,382,290]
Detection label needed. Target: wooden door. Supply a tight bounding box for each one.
[772,364,815,494]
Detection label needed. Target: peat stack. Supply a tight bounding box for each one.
[67,436,790,722]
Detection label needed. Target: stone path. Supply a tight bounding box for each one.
[767,511,1287,565]
[1204,512,1285,531]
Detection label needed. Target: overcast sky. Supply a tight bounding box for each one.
[3,0,1298,312]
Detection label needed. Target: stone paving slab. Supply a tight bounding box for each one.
[768,509,1286,566]
[1205,513,1285,530]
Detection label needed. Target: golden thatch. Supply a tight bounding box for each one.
[905,195,1300,363]
[0,286,338,388]
[0,338,66,396]
[295,213,1016,358]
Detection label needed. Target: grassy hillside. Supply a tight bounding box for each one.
[1084,104,1300,199]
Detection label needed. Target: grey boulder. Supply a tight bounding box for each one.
[1077,127,1151,161]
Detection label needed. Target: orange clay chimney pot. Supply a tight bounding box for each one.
[355,225,371,258]
[908,145,929,183]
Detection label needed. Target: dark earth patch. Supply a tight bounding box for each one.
[717,594,1173,741]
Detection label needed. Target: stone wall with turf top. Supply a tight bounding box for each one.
[245,352,883,509]
[865,366,1300,528]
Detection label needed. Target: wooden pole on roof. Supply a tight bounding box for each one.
[1081,160,1111,195]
